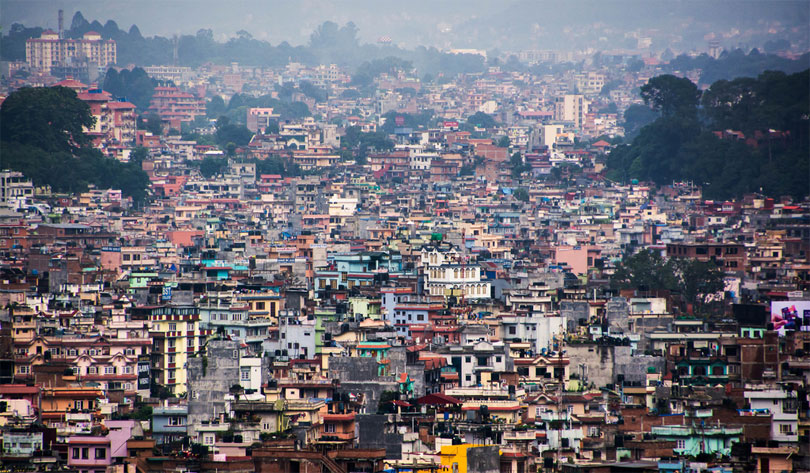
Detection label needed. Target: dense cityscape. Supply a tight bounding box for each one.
[0,2,809,473]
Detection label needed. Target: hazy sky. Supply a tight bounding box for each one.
[3,0,808,52]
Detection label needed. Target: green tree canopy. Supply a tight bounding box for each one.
[0,86,94,152]
[610,249,679,293]
[102,67,156,111]
[640,74,701,118]
[608,70,809,199]
[466,111,497,129]
[0,86,149,201]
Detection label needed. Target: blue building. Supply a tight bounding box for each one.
[152,406,188,445]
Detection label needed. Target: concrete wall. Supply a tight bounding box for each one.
[567,344,665,387]
[187,340,240,439]
[561,300,590,333]
[467,446,500,473]
[329,357,398,412]
[567,344,617,388]
[356,414,403,459]
[607,297,630,335]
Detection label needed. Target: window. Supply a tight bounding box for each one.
[75,401,84,410]
[325,423,336,433]
[94,448,106,459]
[87,366,97,375]
[508,326,516,335]
[72,447,80,459]
[168,323,177,331]
[203,434,215,446]
[676,440,685,450]
[124,366,133,374]
[104,366,116,374]
[241,369,250,381]
[779,424,794,435]
[169,416,184,426]
[81,447,89,459]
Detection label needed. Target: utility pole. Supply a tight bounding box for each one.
[556,334,565,471]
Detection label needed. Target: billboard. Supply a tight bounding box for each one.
[137,361,151,391]
[771,301,810,335]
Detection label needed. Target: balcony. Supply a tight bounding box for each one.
[503,430,535,442]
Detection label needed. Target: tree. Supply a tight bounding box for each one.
[466,111,496,129]
[610,249,679,293]
[640,74,701,118]
[0,86,94,152]
[513,188,529,202]
[509,152,530,178]
[377,390,399,414]
[206,95,226,118]
[0,86,150,202]
[199,157,228,178]
[140,113,163,136]
[675,259,726,314]
[130,146,149,165]
[622,104,659,140]
[102,67,156,111]
[609,69,809,199]
[299,81,328,102]
[215,116,253,147]
[459,164,474,176]
[497,136,510,148]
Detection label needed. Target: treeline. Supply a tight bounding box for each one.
[102,67,158,110]
[608,70,809,199]
[1,12,486,79]
[219,93,311,125]
[663,49,810,85]
[0,87,149,201]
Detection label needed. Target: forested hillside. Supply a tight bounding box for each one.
[608,70,809,199]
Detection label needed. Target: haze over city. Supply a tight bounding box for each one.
[0,1,809,472]
[3,0,809,51]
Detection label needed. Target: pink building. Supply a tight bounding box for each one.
[68,436,111,472]
[553,245,602,275]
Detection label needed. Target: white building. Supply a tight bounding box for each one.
[744,386,799,444]
[425,263,491,300]
[421,245,491,299]
[26,30,116,74]
[439,340,512,387]
[500,315,565,353]
[0,170,34,209]
[554,94,590,130]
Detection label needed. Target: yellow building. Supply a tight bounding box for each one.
[144,306,211,395]
[26,31,116,73]
[440,444,501,473]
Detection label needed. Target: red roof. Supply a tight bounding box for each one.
[107,101,136,109]
[53,78,88,89]
[417,393,461,405]
[0,384,40,395]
